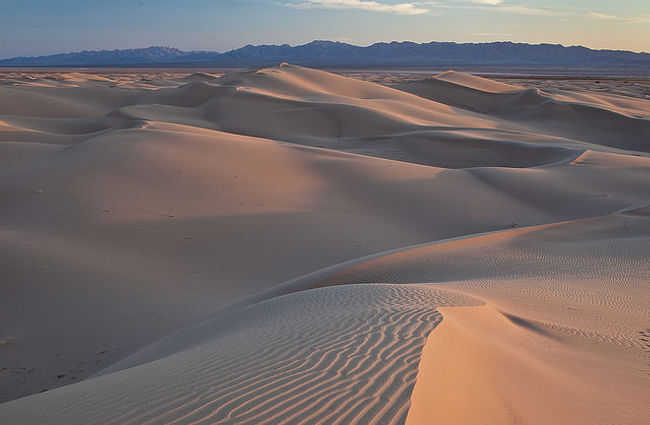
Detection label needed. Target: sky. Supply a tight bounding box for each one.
[0,0,648,58]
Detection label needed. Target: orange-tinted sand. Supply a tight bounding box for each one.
[0,65,648,424]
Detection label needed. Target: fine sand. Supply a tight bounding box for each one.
[0,65,648,424]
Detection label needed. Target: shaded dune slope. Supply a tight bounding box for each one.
[0,285,481,425]
[400,71,650,152]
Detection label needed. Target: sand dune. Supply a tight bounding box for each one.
[399,71,650,153]
[0,65,648,424]
[0,285,481,424]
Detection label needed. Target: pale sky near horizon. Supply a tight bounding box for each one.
[0,0,648,58]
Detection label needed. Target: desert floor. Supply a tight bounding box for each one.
[0,65,648,424]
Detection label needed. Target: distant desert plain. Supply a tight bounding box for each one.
[0,65,648,424]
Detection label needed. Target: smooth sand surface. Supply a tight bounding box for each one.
[0,65,648,424]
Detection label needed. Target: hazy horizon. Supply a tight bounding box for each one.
[1,1,648,59]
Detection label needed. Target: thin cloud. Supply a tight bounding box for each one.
[588,11,650,23]
[435,1,553,16]
[280,1,555,17]
[460,0,503,5]
[497,5,552,16]
[284,0,429,15]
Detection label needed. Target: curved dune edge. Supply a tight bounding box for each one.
[92,221,573,376]
[406,304,650,425]
[0,285,482,425]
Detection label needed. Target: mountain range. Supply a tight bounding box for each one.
[1,41,649,68]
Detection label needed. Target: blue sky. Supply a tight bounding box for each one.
[0,0,648,58]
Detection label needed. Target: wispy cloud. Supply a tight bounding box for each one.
[460,0,503,5]
[284,0,429,15]
[497,5,552,16]
[587,11,650,23]
[279,1,554,16]
[442,1,553,16]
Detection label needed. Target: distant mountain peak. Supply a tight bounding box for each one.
[1,40,648,69]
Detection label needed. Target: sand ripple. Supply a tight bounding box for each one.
[0,285,480,424]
